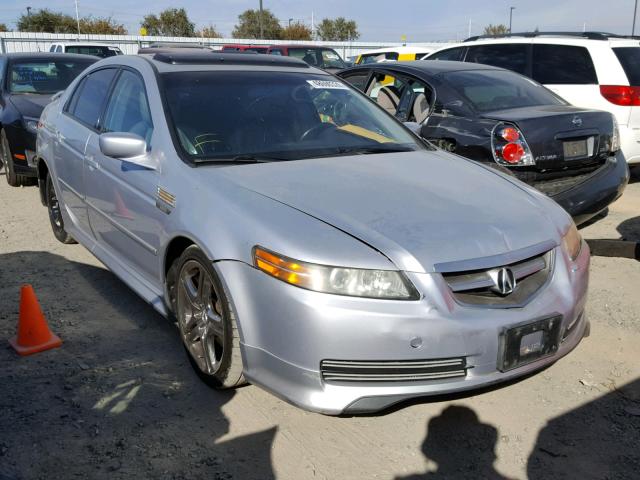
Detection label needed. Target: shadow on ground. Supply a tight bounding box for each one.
[0,251,275,480]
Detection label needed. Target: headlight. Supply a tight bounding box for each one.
[23,117,39,134]
[253,246,419,300]
[562,223,582,261]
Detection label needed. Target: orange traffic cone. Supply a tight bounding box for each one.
[9,285,62,356]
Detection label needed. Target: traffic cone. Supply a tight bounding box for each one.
[9,285,62,356]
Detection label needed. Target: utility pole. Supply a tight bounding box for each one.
[509,6,515,33]
[259,0,264,39]
[26,6,32,17]
[74,0,81,38]
[468,18,471,38]
[288,18,293,28]
[633,0,638,36]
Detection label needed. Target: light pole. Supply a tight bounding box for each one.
[26,6,32,17]
[258,0,264,39]
[74,0,81,38]
[288,18,293,28]
[633,0,638,36]
[509,7,515,33]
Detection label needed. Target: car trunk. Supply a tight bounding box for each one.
[481,105,614,195]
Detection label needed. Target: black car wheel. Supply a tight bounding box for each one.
[46,173,76,244]
[1,129,30,187]
[170,245,245,389]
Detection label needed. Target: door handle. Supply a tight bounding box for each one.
[86,155,99,171]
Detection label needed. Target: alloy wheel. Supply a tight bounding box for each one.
[176,260,225,375]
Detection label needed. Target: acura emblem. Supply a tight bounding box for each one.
[489,267,516,295]
[572,116,583,128]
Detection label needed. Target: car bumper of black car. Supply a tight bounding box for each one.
[550,152,629,226]
[6,126,37,177]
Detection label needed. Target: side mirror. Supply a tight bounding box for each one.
[99,132,156,170]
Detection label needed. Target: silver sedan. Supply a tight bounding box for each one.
[35,52,589,414]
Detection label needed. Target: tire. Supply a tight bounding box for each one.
[171,245,245,389]
[46,173,76,244]
[1,129,30,187]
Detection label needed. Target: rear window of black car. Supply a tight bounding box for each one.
[443,69,565,112]
[532,45,597,84]
[8,59,95,94]
[465,44,528,75]
[613,47,640,86]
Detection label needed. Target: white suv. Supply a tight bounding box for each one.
[424,32,640,164]
[49,42,123,58]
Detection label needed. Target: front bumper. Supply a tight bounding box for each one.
[216,242,590,415]
[550,152,629,226]
[5,125,37,177]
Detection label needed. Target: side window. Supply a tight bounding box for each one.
[102,70,153,143]
[56,46,63,53]
[341,72,370,91]
[66,68,118,129]
[533,45,598,84]
[466,44,528,75]
[49,45,56,52]
[428,47,465,62]
[269,49,283,56]
[366,73,407,116]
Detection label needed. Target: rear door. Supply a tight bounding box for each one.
[84,68,162,284]
[55,67,118,238]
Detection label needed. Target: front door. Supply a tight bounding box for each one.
[84,68,162,285]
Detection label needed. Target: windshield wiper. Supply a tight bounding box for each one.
[194,154,288,164]
[334,145,416,156]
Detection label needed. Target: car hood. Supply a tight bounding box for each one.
[217,151,559,273]
[8,94,52,118]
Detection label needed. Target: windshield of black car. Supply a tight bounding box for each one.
[8,59,95,94]
[161,71,425,162]
[288,48,346,69]
[442,69,565,112]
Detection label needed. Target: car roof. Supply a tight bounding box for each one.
[138,51,329,74]
[459,32,640,48]
[1,52,99,61]
[343,59,505,76]
[358,46,435,56]
[270,44,337,50]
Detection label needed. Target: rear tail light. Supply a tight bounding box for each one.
[491,123,534,166]
[600,85,640,106]
[611,118,620,152]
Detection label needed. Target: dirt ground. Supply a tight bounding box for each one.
[1,169,639,480]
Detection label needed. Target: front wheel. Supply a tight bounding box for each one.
[46,173,76,244]
[172,245,245,388]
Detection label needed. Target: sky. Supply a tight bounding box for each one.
[0,0,638,42]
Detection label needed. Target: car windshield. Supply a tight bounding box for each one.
[162,71,425,162]
[8,59,95,94]
[288,48,347,69]
[442,69,565,112]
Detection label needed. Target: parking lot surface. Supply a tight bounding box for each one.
[1,172,639,480]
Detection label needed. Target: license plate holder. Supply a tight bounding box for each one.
[498,316,562,372]
[563,139,588,159]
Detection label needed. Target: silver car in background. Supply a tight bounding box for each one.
[35,52,590,414]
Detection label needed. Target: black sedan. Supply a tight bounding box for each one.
[338,61,629,225]
[0,53,96,186]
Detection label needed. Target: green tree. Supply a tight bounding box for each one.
[197,25,222,38]
[17,9,126,34]
[280,21,312,41]
[483,24,509,36]
[141,8,195,37]
[0,23,8,32]
[316,17,359,41]
[79,17,126,35]
[232,9,282,39]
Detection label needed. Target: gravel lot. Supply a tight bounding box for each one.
[1,169,639,480]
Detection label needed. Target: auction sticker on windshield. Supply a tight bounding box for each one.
[307,80,349,90]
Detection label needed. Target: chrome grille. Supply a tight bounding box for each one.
[321,358,467,383]
[442,250,553,307]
